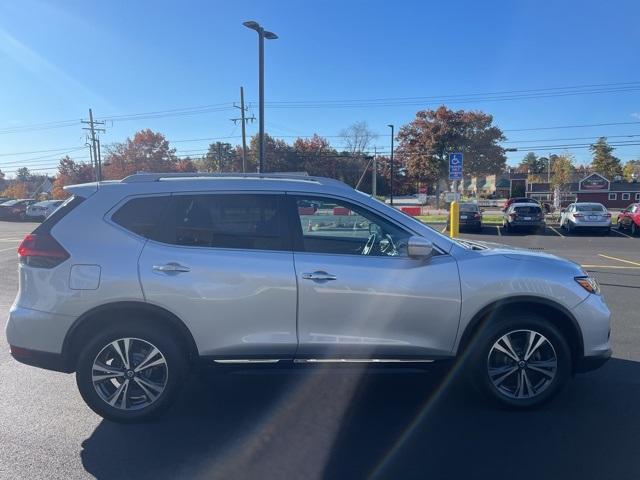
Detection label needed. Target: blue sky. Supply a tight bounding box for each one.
[0,0,639,177]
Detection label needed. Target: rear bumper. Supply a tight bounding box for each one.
[9,345,72,373]
[6,304,76,358]
[508,221,545,228]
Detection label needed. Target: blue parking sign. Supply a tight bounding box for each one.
[449,153,463,180]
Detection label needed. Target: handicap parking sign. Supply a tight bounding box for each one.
[449,153,463,180]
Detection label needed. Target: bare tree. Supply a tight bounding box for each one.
[339,121,377,154]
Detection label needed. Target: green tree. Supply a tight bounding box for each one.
[247,134,296,172]
[15,167,31,182]
[517,152,544,173]
[589,137,622,179]
[199,142,237,172]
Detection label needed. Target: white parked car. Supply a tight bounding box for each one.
[560,203,611,235]
[25,200,64,221]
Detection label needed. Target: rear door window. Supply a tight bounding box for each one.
[158,194,289,251]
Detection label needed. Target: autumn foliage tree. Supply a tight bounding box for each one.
[2,182,29,199]
[51,156,95,199]
[397,106,507,186]
[103,129,195,180]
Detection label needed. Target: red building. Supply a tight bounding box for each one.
[525,173,640,209]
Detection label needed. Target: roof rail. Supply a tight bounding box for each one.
[120,172,348,187]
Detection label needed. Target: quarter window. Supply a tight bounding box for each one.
[112,196,169,238]
[293,196,411,256]
[161,194,287,251]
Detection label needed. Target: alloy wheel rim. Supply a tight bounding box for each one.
[487,329,557,400]
[92,337,168,411]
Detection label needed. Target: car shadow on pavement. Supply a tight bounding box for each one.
[80,358,640,480]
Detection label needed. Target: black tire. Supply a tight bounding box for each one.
[632,223,639,237]
[566,221,574,234]
[76,321,188,423]
[465,314,571,409]
[503,222,510,233]
[602,227,611,236]
[617,219,624,230]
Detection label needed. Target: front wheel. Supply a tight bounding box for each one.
[76,322,188,423]
[466,315,571,409]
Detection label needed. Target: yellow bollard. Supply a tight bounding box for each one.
[449,201,459,238]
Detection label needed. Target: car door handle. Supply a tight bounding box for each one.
[152,263,191,273]
[302,271,337,281]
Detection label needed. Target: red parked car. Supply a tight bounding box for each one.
[617,203,640,236]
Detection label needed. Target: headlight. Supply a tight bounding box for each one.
[575,275,600,295]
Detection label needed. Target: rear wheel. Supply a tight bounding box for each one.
[466,314,571,409]
[566,221,574,234]
[76,322,188,423]
[632,223,638,237]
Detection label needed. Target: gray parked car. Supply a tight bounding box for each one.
[6,173,611,422]
[560,203,611,235]
[503,203,546,232]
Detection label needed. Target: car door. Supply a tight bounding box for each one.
[137,192,298,358]
[288,194,462,359]
[619,206,630,228]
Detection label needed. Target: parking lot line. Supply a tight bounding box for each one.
[0,246,17,253]
[582,264,640,269]
[549,226,564,238]
[611,229,633,239]
[495,225,501,237]
[440,226,447,233]
[598,254,640,267]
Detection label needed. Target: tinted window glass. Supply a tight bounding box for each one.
[459,203,478,212]
[576,204,605,212]
[164,194,286,251]
[294,196,411,256]
[112,196,169,238]
[513,206,541,214]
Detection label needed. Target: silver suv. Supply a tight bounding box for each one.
[6,173,611,422]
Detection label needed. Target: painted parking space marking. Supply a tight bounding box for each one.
[440,226,447,233]
[496,225,502,237]
[549,226,564,238]
[611,229,633,239]
[598,254,640,267]
[582,265,640,269]
[0,246,18,253]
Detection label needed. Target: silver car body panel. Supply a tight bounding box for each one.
[6,174,611,363]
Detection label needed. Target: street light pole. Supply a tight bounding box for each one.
[243,21,278,173]
[388,124,394,205]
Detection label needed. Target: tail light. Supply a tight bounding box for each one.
[604,213,611,218]
[17,234,69,268]
[573,213,583,218]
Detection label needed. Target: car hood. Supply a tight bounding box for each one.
[456,238,583,270]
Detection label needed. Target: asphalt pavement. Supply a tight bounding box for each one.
[1,220,640,479]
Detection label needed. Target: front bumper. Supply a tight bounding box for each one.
[572,292,612,372]
[574,348,612,373]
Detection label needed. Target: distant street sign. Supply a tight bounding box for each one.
[449,153,463,180]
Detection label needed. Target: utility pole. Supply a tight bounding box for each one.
[231,86,255,173]
[372,146,377,197]
[388,124,395,205]
[81,109,105,182]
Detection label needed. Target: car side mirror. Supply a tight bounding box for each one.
[407,236,433,260]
